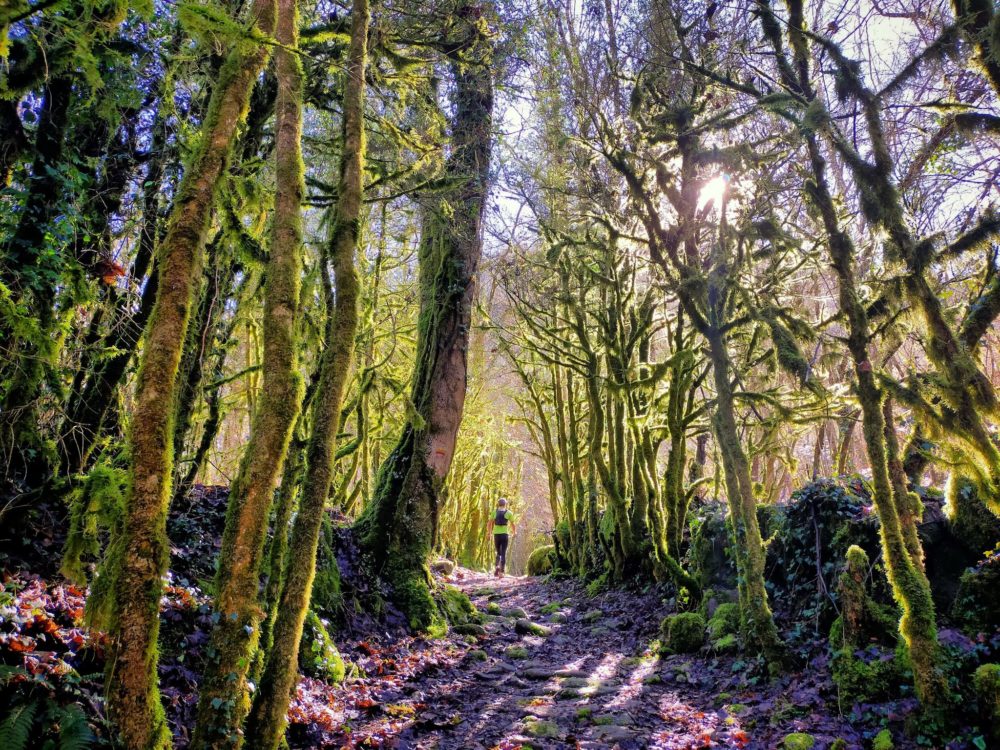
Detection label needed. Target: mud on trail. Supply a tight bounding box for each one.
[290,570,879,750]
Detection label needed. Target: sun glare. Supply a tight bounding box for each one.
[698,175,729,209]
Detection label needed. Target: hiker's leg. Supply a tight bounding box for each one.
[494,534,502,574]
[497,534,509,574]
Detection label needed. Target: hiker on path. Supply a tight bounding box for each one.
[486,497,516,577]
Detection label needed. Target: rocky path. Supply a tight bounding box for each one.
[286,570,872,750]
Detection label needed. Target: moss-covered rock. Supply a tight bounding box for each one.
[436,584,479,627]
[430,558,456,576]
[453,623,486,636]
[781,733,815,750]
[525,544,556,576]
[299,610,346,683]
[689,504,737,591]
[486,601,501,615]
[707,603,740,639]
[515,618,551,637]
[523,719,561,738]
[974,663,1000,743]
[505,645,529,659]
[829,617,908,705]
[660,612,706,654]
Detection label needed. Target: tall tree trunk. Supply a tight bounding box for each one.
[0,76,72,482]
[354,5,494,629]
[244,0,369,746]
[103,3,277,746]
[705,329,785,666]
[58,99,168,477]
[755,0,945,706]
[190,0,306,742]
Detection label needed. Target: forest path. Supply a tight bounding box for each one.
[298,570,766,749]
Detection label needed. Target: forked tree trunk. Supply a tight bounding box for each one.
[190,0,306,744]
[355,7,495,629]
[103,3,277,746]
[243,1,369,747]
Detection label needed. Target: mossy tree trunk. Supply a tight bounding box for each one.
[754,0,946,706]
[355,4,494,629]
[243,1,369,746]
[190,0,306,744]
[104,2,277,746]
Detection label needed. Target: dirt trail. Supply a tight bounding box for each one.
[289,570,869,750]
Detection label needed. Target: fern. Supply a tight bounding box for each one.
[0,701,39,750]
[57,704,94,750]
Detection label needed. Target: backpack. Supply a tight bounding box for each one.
[494,509,508,526]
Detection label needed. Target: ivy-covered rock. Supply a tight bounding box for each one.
[951,546,1000,634]
[687,504,737,591]
[765,478,882,635]
[660,612,705,654]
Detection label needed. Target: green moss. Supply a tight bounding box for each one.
[829,741,847,750]
[659,612,705,654]
[712,633,738,652]
[437,584,478,625]
[505,645,529,659]
[829,617,908,705]
[487,602,502,615]
[311,546,343,617]
[582,608,603,623]
[526,544,556,576]
[523,719,561,738]
[299,610,346,683]
[468,649,488,662]
[872,728,893,750]
[539,602,560,615]
[585,572,609,597]
[575,707,592,721]
[707,602,740,641]
[388,561,445,634]
[974,663,1000,742]
[782,733,815,750]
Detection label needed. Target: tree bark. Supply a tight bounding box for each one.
[190,0,306,742]
[244,1,369,746]
[355,4,495,629]
[104,2,277,746]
